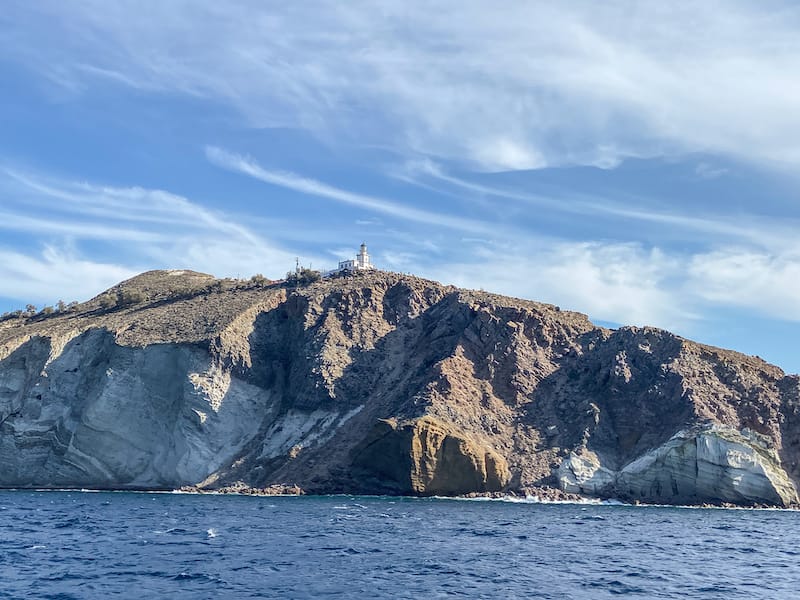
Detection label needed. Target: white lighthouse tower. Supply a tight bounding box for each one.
[356,243,370,269]
[326,243,376,276]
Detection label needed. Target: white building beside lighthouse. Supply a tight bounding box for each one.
[326,243,376,276]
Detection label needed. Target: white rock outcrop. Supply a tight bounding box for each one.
[558,449,615,495]
[558,425,798,506]
[0,329,354,488]
[2,270,800,505]
[618,425,798,505]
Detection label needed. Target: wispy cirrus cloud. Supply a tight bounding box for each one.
[424,239,800,332]
[423,240,692,329]
[205,146,494,234]
[4,161,800,348]
[203,145,800,329]
[6,2,800,171]
[0,165,305,304]
[395,159,800,249]
[3,167,256,239]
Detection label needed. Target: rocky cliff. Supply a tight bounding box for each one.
[1,269,798,506]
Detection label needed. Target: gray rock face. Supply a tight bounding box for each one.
[559,425,798,506]
[0,329,275,487]
[1,269,799,506]
[558,450,615,496]
[618,426,798,505]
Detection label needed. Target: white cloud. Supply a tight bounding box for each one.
[417,238,800,332]
[422,241,692,330]
[0,167,308,303]
[469,138,547,172]
[7,2,800,171]
[688,248,800,321]
[0,210,165,242]
[5,164,800,346]
[380,250,425,272]
[694,162,729,180]
[397,160,799,249]
[0,245,137,306]
[354,218,382,226]
[205,146,494,233]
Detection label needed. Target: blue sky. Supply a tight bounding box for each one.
[3,2,800,372]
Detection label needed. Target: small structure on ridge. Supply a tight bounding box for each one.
[326,243,376,276]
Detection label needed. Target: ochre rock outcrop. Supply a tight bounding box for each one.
[0,269,798,506]
[350,417,509,495]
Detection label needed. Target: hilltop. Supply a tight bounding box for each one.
[0,269,798,507]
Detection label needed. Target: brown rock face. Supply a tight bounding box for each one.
[0,269,798,506]
[351,417,509,495]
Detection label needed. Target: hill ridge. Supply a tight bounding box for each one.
[0,268,796,506]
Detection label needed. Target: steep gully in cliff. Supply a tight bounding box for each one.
[0,270,798,506]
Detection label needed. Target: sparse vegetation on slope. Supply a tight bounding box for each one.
[0,268,797,506]
[286,267,322,286]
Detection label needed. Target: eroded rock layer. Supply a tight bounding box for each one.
[0,269,798,506]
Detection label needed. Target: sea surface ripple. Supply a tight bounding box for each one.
[0,491,797,598]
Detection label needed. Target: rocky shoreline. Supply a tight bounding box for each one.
[179,483,305,496]
[172,483,797,509]
[1,269,799,508]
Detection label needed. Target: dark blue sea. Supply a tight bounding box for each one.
[0,491,797,599]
